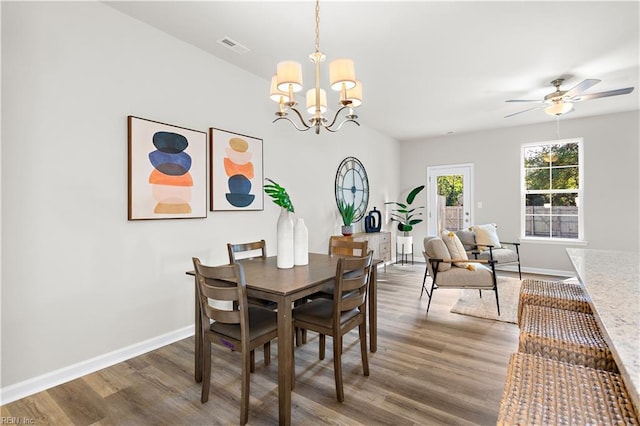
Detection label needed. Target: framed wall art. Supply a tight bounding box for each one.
[128,116,207,220]
[209,127,263,211]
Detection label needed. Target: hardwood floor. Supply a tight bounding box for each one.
[2,265,563,425]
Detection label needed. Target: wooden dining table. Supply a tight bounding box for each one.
[187,252,380,425]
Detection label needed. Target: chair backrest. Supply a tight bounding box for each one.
[328,236,368,257]
[334,251,374,316]
[227,240,267,263]
[192,257,249,333]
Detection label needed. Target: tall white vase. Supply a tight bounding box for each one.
[276,208,294,269]
[294,218,309,266]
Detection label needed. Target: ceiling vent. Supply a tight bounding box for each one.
[217,37,250,55]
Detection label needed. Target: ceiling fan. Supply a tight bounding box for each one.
[505,78,635,118]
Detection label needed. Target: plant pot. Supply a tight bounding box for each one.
[341,225,354,236]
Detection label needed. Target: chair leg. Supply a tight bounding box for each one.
[333,335,344,403]
[494,286,501,316]
[319,334,326,360]
[479,289,482,298]
[421,267,429,297]
[263,341,270,366]
[250,350,255,373]
[517,262,522,280]
[359,322,369,376]
[240,350,250,425]
[201,340,211,403]
[426,282,436,312]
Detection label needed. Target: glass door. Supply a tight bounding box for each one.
[427,164,473,235]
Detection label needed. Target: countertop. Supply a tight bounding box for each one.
[566,248,640,409]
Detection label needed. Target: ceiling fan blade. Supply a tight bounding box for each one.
[563,79,601,98]
[505,99,544,103]
[572,87,635,101]
[504,103,546,118]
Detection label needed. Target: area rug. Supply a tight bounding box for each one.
[450,276,521,323]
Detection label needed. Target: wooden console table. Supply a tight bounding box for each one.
[335,231,391,269]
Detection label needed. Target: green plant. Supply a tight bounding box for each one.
[337,200,356,226]
[264,178,294,213]
[385,185,425,235]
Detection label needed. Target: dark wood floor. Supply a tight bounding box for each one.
[2,264,555,425]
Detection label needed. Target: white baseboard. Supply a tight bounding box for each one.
[1,325,194,405]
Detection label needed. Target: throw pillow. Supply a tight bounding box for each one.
[424,237,451,272]
[473,223,502,251]
[455,228,476,251]
[441,231,475,271]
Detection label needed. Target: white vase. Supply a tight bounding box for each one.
[276,208,294,269]
[294,218,309,266]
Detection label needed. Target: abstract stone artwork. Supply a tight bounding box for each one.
[209,128,263,211]
[128,116,206,220]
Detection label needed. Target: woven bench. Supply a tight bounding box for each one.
[497,353,638,425]
[519,305,618,372]
[518,278,591,326]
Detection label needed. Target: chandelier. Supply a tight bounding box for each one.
[269,0,361,134]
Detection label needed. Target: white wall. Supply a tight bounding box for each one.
[0,1,399,391]
[400,111,640,273]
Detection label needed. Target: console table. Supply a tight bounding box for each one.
[333,231,391,269]
[566,248,640,410]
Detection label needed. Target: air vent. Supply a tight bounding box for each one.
[217,37,250,55]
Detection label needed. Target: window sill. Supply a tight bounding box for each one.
[519,237,588,246]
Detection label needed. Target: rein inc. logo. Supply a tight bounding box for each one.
[1,417,35,424]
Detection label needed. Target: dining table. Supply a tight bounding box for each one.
[186,252,380,425]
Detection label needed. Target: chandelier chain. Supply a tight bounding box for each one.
[315,0,320,53]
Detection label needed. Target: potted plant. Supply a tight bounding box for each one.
[385,185,425,263]
[337,200,356,236]
[264,178,294,213]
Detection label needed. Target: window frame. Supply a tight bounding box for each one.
[520,137,585,243]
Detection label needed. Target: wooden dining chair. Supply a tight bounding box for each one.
[295,237,371,347]
[227,240,278,309]
[292,250,373,402]
[192,258,278,425]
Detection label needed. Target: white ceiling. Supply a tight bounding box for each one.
[105,1,640,141]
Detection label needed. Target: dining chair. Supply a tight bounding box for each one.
[227,240,278,310]
[292,250,373,402]
[310,238,368,300]
[192,257,278,425]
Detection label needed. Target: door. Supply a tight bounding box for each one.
[427,164,473,235]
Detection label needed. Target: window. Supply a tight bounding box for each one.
[522,138,583,240]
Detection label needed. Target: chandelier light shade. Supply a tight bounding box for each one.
[276,61,303,92]
[271,0,361,134]
[545,101,574,116]
[306,88,327,114]
[346,80,363,108]
[269,76,290,103]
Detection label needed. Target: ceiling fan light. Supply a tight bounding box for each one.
[545,101,573,116]
[329,58,356,91]
[276,61,303,92]
[269,75,290,103]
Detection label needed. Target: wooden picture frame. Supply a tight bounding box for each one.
[209,127,263,211]
[128,116,207,220]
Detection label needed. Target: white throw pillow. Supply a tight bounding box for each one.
[473,223,502,250]
[441,230,475,270]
